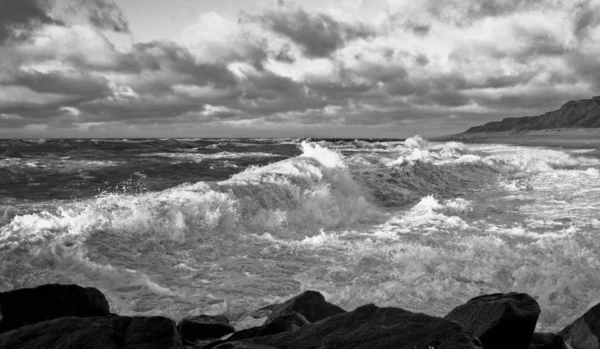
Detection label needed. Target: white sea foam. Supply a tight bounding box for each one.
[380,196,471,231]
[2,138,600,332]
[0,158,120,171]
[0,142,376,250]
[299,141,346,168]
[404,135,428,149]
[143,152,280,162]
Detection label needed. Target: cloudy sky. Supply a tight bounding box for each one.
[1,0,599,138]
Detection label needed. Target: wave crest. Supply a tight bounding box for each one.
[1,142,377,250]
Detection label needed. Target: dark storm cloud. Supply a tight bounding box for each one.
[405,21,431,36]
[0,0,130,45]
[0,97,87,125]
[473,89,585,111]
[356,63,409,84]
[273,43,295,63]
[426,90,471,107]
[479,28,569,63]
[237,73,329,116]
[384,79,430,97]
[483,73,534,89]
[0,37,241,126]
[13,69,112,99]
[246,9,375,57]
[573,1,600,38]
[428,0,548,25]
[80,99,204,121]
[77,0,130,33]
[130,41,238,88]
[0,0,65,43]
[565,51,600,89]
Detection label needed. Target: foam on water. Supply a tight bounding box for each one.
[1,139,600,332]
[0,158,121,171]
[143,152,281,162]
[0,141,378,317]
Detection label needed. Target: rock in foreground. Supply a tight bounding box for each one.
[211,341,280,349]
[0,284,110,334]
[0,315,182,349]
[264,290,346,325]
[178,315,235,344]
[250,303,482,349]
[559,302,600,349]
[444,292,540,349]
[204,312,311,348]
[530,332,567,349]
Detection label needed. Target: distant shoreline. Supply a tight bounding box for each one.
[432,128,600,152]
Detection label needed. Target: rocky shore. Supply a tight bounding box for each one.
[0,284,598,348]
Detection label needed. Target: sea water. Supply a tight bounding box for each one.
[1,137,599,332]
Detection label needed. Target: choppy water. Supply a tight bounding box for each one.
[1,136,599,332]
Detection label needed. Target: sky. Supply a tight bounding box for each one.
[1,0,600,138]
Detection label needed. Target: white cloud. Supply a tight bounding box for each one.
[172,84,232,99]
[181,12,265,64]
[17,24,122,69]
[60,106,81,116]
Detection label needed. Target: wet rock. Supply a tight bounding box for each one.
[248,304,281,319]
[252,303,483,349]
[0,284,110,334]
[259,312,310,336]
[178,315,235,344]
[444,292,540,349]
[0,315,182,349]
[559,302,600,349]
[264,290,345,325]
[204,312,310,349]
[210,341,280,349]
[530,332,567,349]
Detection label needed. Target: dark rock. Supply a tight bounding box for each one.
[264,290,345,325]
[464,96,600,133]
[530,332,567,349]
[204,312,310,349]
[178,315,235,343]
[248,304,281,319]
[0,315,182,349]
[559,302,600,349]
[256,312,310,337]
[444,292,540,349]
[0,284,110,334]
[210,341,280,349]
[251,303,483,349]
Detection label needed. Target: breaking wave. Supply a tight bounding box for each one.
[0,142,377,250]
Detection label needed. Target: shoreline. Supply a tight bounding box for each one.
[431,128,600,158]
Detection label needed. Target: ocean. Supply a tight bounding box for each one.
[1,136,599,332]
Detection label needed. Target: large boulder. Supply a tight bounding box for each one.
[444,293,540,349]
[250,303,483,349]
[0,284,110,334]
[204,312,310,349]
[210,342,280,349]
[0,315,182,349]
[530,332,567,349]
[178,315,235,344]
[559,302,600,349]
[264,291,345,325]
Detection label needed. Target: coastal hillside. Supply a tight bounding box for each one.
[465,96,600,133]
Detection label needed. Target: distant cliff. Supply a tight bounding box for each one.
[465,96,600,133]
